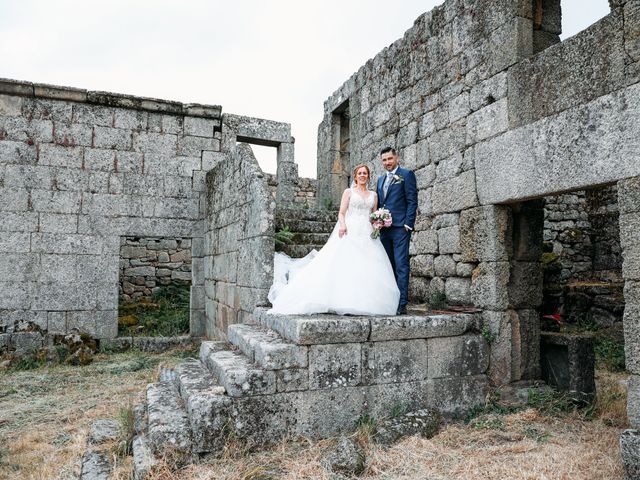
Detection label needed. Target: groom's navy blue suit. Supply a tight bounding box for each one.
[376,166,418,311]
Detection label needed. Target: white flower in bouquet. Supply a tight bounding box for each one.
[370,208,392,239]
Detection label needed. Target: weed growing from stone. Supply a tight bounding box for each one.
[481,326,496,344]
[116,402,135,457]
[390,402,407,418]
[427,291,447,310]
[355,413,377,437]
[274,225,294,251]
[594,337,626,372]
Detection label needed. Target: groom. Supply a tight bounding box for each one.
[376,147,418,315]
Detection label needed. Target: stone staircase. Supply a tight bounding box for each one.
[276,207,338,258]
[131,307,489,478]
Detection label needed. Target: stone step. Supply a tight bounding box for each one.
[276,216,336,232]
[132,434,157,480]
[290,232,332,245]
[146,381,192,455]
[173,358,225,403]
[227,323,308,370]
[199,340,230,371]
[277,207,338,223]
[171,357,232,455]
[205,349,277,397]
[253,307,478,345]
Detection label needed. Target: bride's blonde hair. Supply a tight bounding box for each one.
[351,163,370,187]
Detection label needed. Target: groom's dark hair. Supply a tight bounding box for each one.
[380,146,397,156]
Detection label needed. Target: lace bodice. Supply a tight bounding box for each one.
[345,188,375,237]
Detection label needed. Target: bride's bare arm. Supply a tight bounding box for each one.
[372,192,378,211]
[338,189,350,237]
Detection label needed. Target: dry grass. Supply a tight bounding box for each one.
[0,348,629,480]
[134,371,629,480]
[0,348,194,480]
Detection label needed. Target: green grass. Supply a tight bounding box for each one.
[560,321,626,372]
[117,402,135,457]
[118,284,190,337]
[594,337,626,372]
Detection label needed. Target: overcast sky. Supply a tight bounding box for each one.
[1,1,610,177]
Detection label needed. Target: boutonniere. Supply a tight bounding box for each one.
[392,174,404,183]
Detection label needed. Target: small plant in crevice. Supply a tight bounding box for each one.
[355,413,377,438]
[390,401,407,418]
[427,291,448,310]
[481,326,496,344]
[274,225,294,251]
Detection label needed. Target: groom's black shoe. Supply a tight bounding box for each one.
[396,305,408,315]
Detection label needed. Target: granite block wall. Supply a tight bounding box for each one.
[318,0,639,383]
[0,79,220,344]
[542,186,624,327]
[204,117,280,339]
[119,237,192,303]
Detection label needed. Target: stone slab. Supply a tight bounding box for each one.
[309,343,361,389]
[427,334,489,378]
[255,309,370,345]
[132,435,158,480]
[370,313,476,341]
[146,381,192,454]
[206,350,276,397]
[362,339,429,384]
[476,84,640,204]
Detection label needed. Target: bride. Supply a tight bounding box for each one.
[268,163,400,315]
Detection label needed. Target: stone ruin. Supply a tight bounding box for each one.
[1,0,640,477]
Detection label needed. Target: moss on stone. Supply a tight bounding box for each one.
[540,252,562,271]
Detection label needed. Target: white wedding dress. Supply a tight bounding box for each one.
[268,188,400,315]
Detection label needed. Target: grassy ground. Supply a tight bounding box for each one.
[0,347,196,480]
[118,284,190,337]
[1,345,628,480]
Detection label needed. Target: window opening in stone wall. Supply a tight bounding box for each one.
[334,100,351,186]
[118,236,192,337]
[532,0,562,53]
[250,144,278,174]
[540,185,625,383]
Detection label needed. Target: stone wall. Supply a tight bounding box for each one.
[204,134,276,340]
[119,237,192,303]
[0,78,220,346]
[318,0,640,384]
[266,173,317,208]
[542,186,624,326]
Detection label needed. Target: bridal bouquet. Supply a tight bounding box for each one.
[370,208,392,239]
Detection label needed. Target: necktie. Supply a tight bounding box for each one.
[383,172,393,197]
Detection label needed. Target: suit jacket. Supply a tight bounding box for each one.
[376,166,418,229]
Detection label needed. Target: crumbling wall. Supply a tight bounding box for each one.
[318,0,640,385]
[266,173,317,208]
[0,79,220,348]
[204,134,276,339]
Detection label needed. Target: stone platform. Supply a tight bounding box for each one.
[132,308,489,476]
